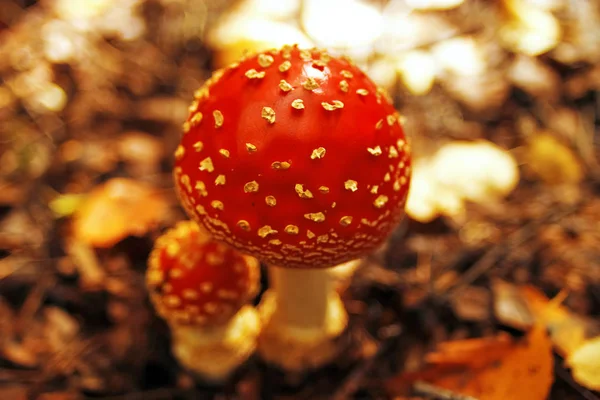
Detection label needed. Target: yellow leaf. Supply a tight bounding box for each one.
[567,336,600,390]
[49,193,85,218]
[73,178,168,248]
[524,133,583,185]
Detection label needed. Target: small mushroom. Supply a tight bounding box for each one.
[173,45,412,371]
[146,221,260,381]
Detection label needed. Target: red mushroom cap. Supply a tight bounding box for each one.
[146,221,260,326]
[174,45,411,269]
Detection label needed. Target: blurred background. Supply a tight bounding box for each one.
[1,0,600,399]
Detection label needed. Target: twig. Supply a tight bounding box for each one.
[576,106,600,177]
[331,325,402,400]
[14,270,54,338]
[0,368,40,384]
[82,387,199,400]
[413,381,479,400]
[439,205,579,301]
[67,239,106,291]
[555,361,600,400]
[0,256,30,281]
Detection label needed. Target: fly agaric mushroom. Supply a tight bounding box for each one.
[173,45,411,371]
[146,220,260,381]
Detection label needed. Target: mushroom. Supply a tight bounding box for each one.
[146,221,261,381]
[173,45,411,371]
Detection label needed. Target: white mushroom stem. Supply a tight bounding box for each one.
[168,305,260,382]
[257,260,361,372]
[269,267,331,329]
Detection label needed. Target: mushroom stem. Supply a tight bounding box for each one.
[268,266,331,329]
[257,263,358,371]
[168,305,260,382]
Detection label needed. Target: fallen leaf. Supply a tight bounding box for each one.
[388,325,554,400]
[567,336,600,390]
[0,341,38,368]
[495,284,600,390]
[500,0,560,57]
[66,239,106,290]
[207,14,313,69]
[49,193,85,218]
[520,285,589,355]
[425,333,513,369]
[73,178,168,247]
[0,386,27,400]
[492,279,534,330]
[406,140,519,223]
[524,132,584,185]
[519,285,571,324]
[449,286,492,323]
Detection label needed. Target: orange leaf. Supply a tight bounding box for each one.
[73,178,168,247]
[388,325,554,400]
[520,285,587,355]
[426,334,513,369]
[519,287,600,391]
[520,285,571,325]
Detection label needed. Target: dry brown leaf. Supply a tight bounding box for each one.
[567,336,600,390]
[73,178,168,248]
[388,325,554,400]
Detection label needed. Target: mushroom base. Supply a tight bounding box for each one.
[329,259,362,293]
[256,289,348,372]
[169,305,260,382]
